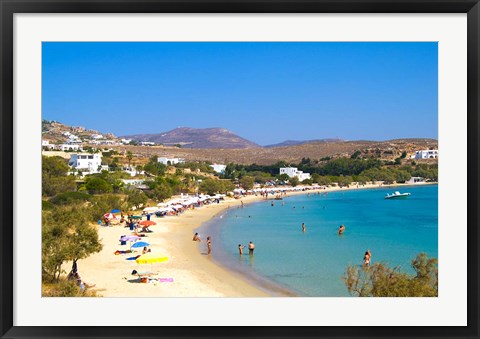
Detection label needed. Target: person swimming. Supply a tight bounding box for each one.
[302,222,306,232]
[338,224,345,235]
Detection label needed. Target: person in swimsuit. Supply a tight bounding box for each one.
[192,233,201,242]
[238,244,245,255]
[363,250,371,267]
[207,236,212,255]
[248,241,255,255]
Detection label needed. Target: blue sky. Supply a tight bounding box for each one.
[42,42,438,145]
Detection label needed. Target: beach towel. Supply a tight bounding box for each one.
[146,277,174,283]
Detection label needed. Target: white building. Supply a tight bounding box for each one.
[210,164,226,174]
[140,141,156,146]
[68,153,103,173]
[56,144,80,151]
[158,157,185,165]
[121,138,132,144]
[406,176,426,184]
[279,167,311,182]
[414,149,438,159]
[42,140,55,150]
[121,179,145,186]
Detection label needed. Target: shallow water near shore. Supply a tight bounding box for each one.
[199,184,438,297]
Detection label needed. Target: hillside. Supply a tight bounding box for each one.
[41,120,438,165]
[264,138,343,148]
[108,138,438,166]
[121,127,260,149]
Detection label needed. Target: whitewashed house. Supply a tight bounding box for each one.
[56,144,80,151]
[279,167,311,182]
[405,176,426,184]
[158,157,185,165]
[210,164,227,174]
[68,153,104,173]
[414,150,438,159]
[42,140,55,150]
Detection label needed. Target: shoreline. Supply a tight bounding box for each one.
[75,182,435,297]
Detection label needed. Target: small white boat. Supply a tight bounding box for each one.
[385,191,411,199]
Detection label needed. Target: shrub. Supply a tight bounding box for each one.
[50,191,91,205]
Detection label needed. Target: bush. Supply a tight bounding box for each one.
[85,177,113,194]
[42,279,98,297]
[343,253,438,297]
[50,191,91,205]
[42,200,55,211]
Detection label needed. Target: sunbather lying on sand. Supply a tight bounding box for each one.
[131,269,157,277]
[114,250,132,255]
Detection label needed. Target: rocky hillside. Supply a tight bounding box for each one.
[109,138,438,166]
[264,138,343,148]
[121,127,260,149]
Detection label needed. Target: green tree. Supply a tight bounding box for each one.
[151,182,173,202]
[143,161,166,176]
[239,176,255,190]
[198,178,224,195]
[42,156,77,197]
[343,253,438,297]
[43,206,103,281]
[84,177,113,194]
[89,194,127,220]
[126,188,148,209]
[289,176,300,187]
[276,173,290,182]
[126,151,133,167]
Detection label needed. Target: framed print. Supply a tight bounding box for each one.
[1,0,479,338]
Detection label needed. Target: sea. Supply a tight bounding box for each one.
[198,184,438,297]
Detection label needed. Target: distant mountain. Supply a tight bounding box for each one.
[122,127,260,149]
[264,138,343,148]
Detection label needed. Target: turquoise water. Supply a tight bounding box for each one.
[201,185,438,297]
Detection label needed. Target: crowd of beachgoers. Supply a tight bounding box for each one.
[70,181,427,296]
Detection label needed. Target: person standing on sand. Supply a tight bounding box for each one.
[207,236,212,255]
[302,222,306,232]
[248,241,255,255]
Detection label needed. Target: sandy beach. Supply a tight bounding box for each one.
[73,182,432,297]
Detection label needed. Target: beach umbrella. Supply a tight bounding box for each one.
[103,213,116,219]
[111,209,121,213]
[131,241,150,248]
[139,220,156,226]
[135,252,168,265]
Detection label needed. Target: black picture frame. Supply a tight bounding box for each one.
[1,1,479,338]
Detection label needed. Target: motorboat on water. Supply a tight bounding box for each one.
[385,191,411,199]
